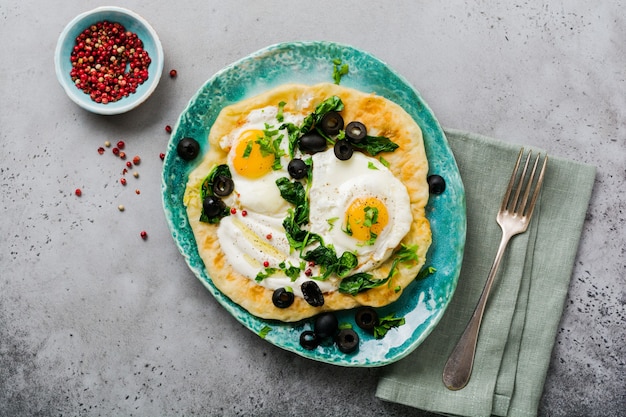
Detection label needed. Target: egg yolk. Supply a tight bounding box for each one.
[232,130,274,178]
[344,197,389,242]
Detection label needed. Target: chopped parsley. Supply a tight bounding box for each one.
[332,58,349,85]
[373,313,405,339]
[259,325,272,339]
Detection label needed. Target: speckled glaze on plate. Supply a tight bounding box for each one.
[162,41,466,367]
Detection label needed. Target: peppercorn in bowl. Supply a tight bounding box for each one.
[54,6,164,115]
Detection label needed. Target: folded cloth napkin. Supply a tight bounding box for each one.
[376,129,596,417]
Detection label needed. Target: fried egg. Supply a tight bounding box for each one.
[219,106,296,216]
[308,149,412,272]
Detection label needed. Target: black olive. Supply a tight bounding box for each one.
[314,313,339,338]
[298,131,327,154]
[272,287,295,309]
[177,137,201,161]
[301,280,324,307]
[202,195,225,218]
[212,175,234,197]
[355,307,379,331]
[334,139,353,161]
[427,174,446,194]
[345,121,367,143]
[335,328,359,354]
[320,111,344,135]
[299,330,320,350]
[287,158,309,179]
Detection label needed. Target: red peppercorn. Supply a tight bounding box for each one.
[75,188,82,196]
[112,147,120,155]
[230,208,237,215]
[266,233,272,240]
[117,140,125,149]
[97,147,105,154]
[126,161,132,168]
[119,151,126,160]
[305,268,312,276]
[241,210,248,217]
[169,69,177,78]
[120,178,127,185]
[132,155,141,165]
[135,189,140,195]
[159,152,165,160]
[140,231,147,240]
[69,21,151,104]
[263,261,269,268]
[165,125,172,133]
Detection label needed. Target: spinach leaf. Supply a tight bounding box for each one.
[416,266,436,281]
[199,164,232,223]
[300,96,344,135]
[276,177,309,225]
[352,135,399,156]
[338,272,388,295]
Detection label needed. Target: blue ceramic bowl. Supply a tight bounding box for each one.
[54,6,164,115]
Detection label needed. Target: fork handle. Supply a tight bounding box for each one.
[442,230,513,390]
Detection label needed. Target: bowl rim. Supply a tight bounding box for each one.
[54,6,164,115]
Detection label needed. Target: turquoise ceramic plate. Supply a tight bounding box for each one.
[162,41,465,367]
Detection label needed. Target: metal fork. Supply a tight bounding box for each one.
[442,148,548,391]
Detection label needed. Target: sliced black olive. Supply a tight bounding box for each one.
[177,137,201,160]
[314,313,339,338]
[288,158,309,179]
[301,280,324,307]
[345,121,367,143]
[272,287,295,309]
[335,328,359,354]
[334,139,353,161]
[320,111,344,135]
[299,330,320,350]
[202,195,225,218]
[427,174,446,194]
[298,131,327,154]
[212,175,234,197]
[355,307,379,331]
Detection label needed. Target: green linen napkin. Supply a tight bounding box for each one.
[376,129,596,417]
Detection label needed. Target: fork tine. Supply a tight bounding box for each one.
[510,151,532,213]
[524,154,548,219]
[518,152,540,215]
[501,148,524,212]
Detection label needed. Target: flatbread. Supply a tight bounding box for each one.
[184,83,431,322]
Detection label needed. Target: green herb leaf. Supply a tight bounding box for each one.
[367,161,379,170]
[352,135,399,156]
[416,266,436,281]
[379,156,390,168]
[385,243,420,280]
[300,96,344,135]
[338,273,389,295]
[279,261,302,281]
[255,267,278,282]
[332,59,349,85]
[259,325,272,339]
[277,101,286,122]
[373,313,405,339]
[199,164,232,223]
[363,206,379,228]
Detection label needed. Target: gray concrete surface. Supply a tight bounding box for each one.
[1,1,624,416]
